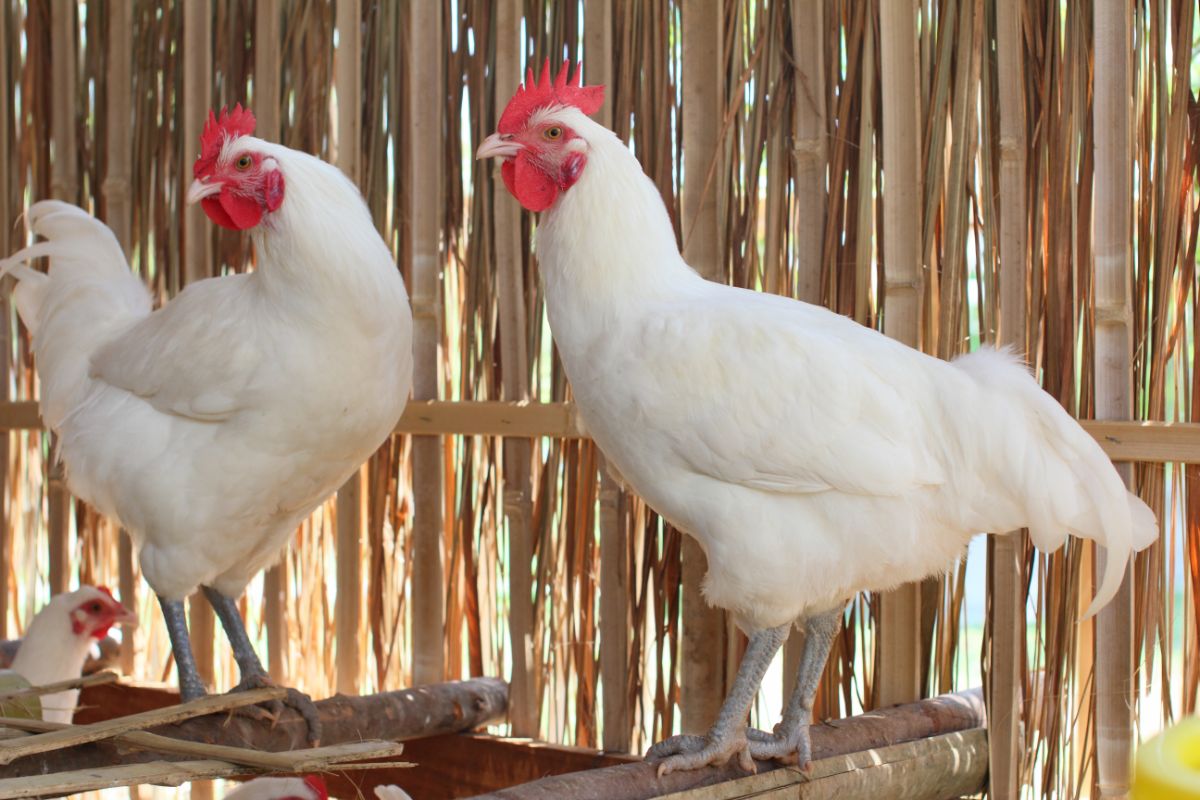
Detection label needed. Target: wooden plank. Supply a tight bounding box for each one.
[0,686,283,765]
[989,0,1028,795]
[876,0,924,709]
[0,400,1196,460]
[1093,0,1136,796]
[465,687,986,800]
[492,0,536,739]
[406,0,446,686]
[680,0,730,736]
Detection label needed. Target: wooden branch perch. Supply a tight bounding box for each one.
[0,677,507,780]
[464,688,986,800]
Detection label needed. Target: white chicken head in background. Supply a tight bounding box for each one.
[475,60,604,212]
[222,775,327,800]
[187,104,285,230]
[10,585,137,723]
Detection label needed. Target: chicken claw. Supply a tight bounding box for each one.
[230,672,322,746]
[745,725,814,772]
[647,731,756,777]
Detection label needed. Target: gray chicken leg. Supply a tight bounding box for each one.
[745,607,842,770]
[646,623,790,776]
[158,595,207,702]
[202,586,322,744]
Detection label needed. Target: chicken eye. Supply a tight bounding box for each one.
[235,155,253,171]
[90,602,102,612]
[543,126,563,141]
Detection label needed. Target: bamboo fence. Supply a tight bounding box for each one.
[0,1,1195,797]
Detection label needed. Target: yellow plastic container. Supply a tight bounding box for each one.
[1134,718,1200,799]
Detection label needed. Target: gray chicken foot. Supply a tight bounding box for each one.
[202,585,322,745]
[646,622,789,777]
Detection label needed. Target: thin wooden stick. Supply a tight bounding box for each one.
[0,686,284,765]
[0,716,402,772]
[0,671,116,702]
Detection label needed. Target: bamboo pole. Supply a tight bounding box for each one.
[680,0,729,735]
[102,0,136,678]
[792,0,827,307]
[876,0,924,708]
[492,0,536,738]
[988,0,1028,795]
[334,0,364,698]
[183,0,215,705]
[784,0,831,695]
[254,0,287,685]
[407,0,445,686]
[584,0,630,754]
[0,0,11,638]
[46,0,78,597]
[1093,0,1135,795]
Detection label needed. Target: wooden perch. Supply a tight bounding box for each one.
[464,687,986,800]
[0,677,507,780]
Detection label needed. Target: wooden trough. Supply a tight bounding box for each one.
[0,679,985,798]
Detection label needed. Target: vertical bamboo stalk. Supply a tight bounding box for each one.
[0,0,11,637]
[334,0,364,698]
[784,0,830,692]
[254,0,286,685]
[876,0,923,708]
[1093,0,1135,795]
[493,0,536,737]
[791,0,827,306]
[407,0,445,686]
[680,0,729,734]
[585,0,629,752]
[988,0,1028,794]
[183,0,215,700]
[47,0,78,596]
[103,0,136,676]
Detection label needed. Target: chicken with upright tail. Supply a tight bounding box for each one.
[2,106,413,742]
[477,62,1158,776]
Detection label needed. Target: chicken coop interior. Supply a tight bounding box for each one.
[0,0,1195,798]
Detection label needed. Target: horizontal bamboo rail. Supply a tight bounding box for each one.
[0,400,1196,462]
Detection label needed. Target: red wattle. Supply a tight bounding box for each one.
[503,155,559,212]
[219,191,266,230]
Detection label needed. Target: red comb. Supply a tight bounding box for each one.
[96,586,114,599]
[194,104,257,178]
[303,775,328,799]
[497,59,604,135]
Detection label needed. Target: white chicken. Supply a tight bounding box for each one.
[1,106,413,740]
[222,775,326,800]
[10,585,137,723]
[477,62,1158,774]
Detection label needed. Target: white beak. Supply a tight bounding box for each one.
[476,133,523,160]
[186,178,222,205]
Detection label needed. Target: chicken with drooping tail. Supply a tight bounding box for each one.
[477,61,1157,775]
[2,106,413,741]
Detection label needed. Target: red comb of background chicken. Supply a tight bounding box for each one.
[303,775,328,799]
[497,59,604,135]
[194,104,257,178]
